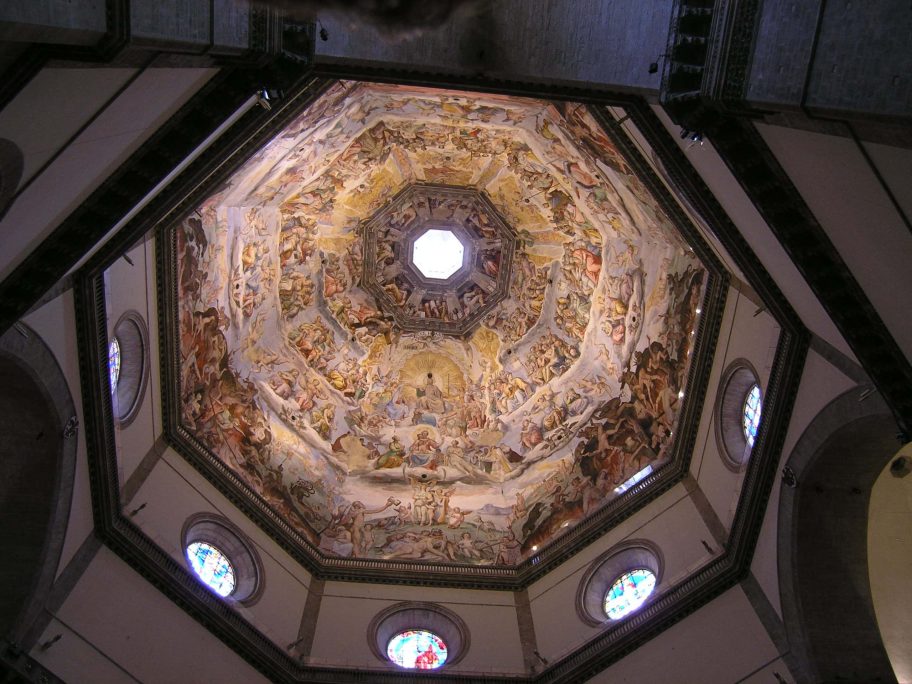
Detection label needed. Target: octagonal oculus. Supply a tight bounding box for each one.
[412,229,465,280]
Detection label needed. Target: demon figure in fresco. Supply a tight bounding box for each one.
[174,81,707,568]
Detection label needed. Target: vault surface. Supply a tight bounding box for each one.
[172,82,708,572]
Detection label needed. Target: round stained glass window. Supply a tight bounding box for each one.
[186,541,236,597]
[604,568,657,620]
[742,384,762,448]
[108,337,121,392]
[386,629,448,670]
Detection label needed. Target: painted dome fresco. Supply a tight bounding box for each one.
[173,81,707,571]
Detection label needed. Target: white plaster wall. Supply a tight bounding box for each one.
[684,287,737,484]
[527,483,716,663]
[588,586,780,684]
[32,616,137,684]
[0,68,137,189]
[864,141,912,222]
[0,67,216,282]
[695,288,781,533]
[130,448,313,648]
[106,237,162,488]
[34,547,269,684]
[652,106,855,362]
[756,123,912,363]
[610,106,749,285]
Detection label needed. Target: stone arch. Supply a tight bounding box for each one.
[778,384,899,683]
[0,323,77,644]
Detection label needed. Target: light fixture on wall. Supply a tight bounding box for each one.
[647,53,668,74]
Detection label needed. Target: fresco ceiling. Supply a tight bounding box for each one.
[174,81,708,571]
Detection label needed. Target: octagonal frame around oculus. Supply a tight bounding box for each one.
[362,183,517,337]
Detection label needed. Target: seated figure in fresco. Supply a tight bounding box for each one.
[415,375,447,414]
[407,430,441,468]
[375,435,405,469]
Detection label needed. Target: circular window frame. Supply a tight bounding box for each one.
[715,359,762,472]
[368,602,469,669]
[576,539,664,626]
[110,311,150,426]
[181,513,264,605]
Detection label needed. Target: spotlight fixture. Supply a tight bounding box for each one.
[647,53,668,74]
[256,88,285,112]
[680,128,703,144]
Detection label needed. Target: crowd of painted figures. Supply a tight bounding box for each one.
[177,82,706,565]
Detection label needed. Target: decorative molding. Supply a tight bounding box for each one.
[708,120,912,438]
[703,0,763,108]
[659,0,911,440]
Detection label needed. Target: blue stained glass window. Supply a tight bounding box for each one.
[386,629,448,670]
[108,337,121,392]
[742,384,762,448]
[186,542,236,597]
[604,568,657,620]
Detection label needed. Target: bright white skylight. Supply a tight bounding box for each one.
[412,229,464,279]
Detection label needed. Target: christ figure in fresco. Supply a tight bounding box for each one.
[415,375,447,414]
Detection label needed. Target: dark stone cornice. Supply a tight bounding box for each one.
[708,117,912,437]
[0,60,302,336]
[0,12,307,336]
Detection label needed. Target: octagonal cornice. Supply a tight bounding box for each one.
[69,68,806,684]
